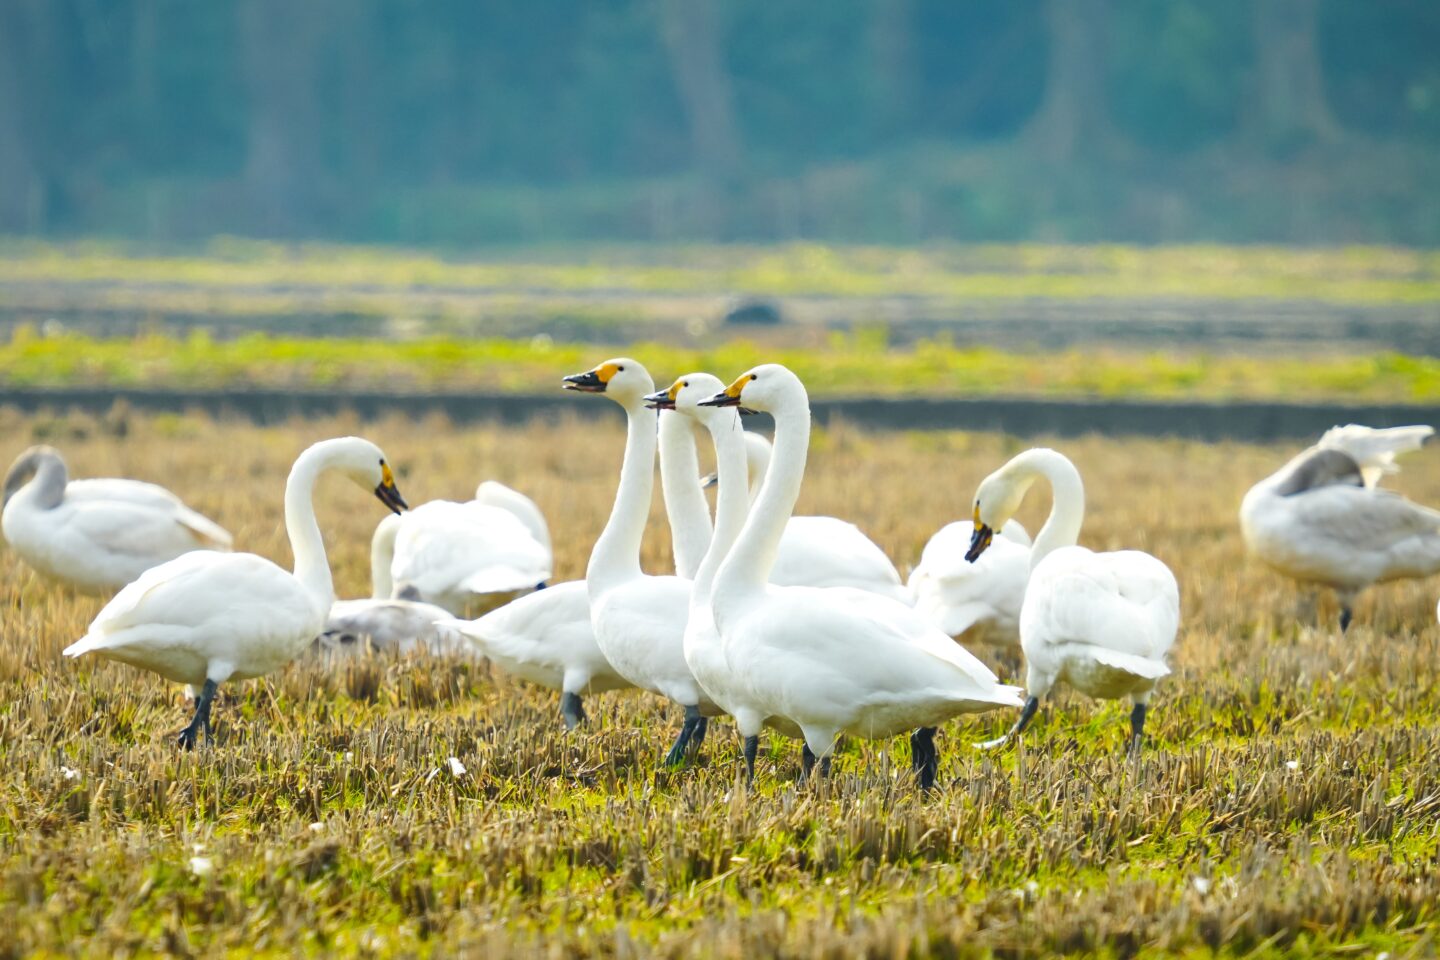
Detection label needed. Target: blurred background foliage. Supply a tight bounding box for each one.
[2,0,1438,246]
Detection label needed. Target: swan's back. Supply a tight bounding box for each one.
[1022,546,1178,665]
[474,481,552,554]
[909,519,1031,640]
[391,499,552,607]
[770,516,909,601]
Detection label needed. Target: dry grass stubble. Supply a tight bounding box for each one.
[2,407,1439,957]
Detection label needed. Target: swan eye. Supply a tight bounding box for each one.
[682,381,688,387]
[617,365,626,371]
[750,373,758,381]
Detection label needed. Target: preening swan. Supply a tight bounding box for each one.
[649,374,811,781]
[3,445,232,594]
[700,365,1022,788]
[564,358,720,764]
[703,430,909,600]
[1241,424,1440,631]
[63,437,408,748]
[440,580,631,729]
[318,513,466,657]
[966,448,1179,754]
[910,518,1031,644]
[388,484,552,615]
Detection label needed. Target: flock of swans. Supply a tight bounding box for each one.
[6,359,1440,786]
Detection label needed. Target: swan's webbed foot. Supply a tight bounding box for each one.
[560,692,586,730]
[1128,702,1147,757]
[801,743,831,779]
[975,695,1039,751]
[176,679,218,751]
[911,727,938,790]
[742,735,760,784]
[662,704,705,767]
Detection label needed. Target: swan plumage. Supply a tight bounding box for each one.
[699,365,1022,787]
[967,448,1179,753]
[732,432,910,601]
[1241,424,1440,630]
[389,490,552,614]
[910,519,1032,642]
[565,358,720,763]
[63,437,408,748]
[2,445,232,594]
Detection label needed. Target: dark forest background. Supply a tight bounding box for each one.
[2,0,1437,246]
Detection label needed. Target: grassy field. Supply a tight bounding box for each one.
[3,408,1440,956]
[5,328,1440,404]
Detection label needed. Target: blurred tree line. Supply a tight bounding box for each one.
[1,0,1437,245]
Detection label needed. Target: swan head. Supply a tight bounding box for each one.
[966,467,1032,563]
[646,372,731,419]
[3,445,63,507]
[699,363,803,414]
[319,437,409,515]
[562,358,653,401]
[1274,448,1364,497]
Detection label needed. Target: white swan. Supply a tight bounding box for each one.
[2,445,232,594]
[699,365,1023,788]
[318,513,466,657]
[967,448,1179,754]
[1241,424,1440,631]
[564,358,720,764]
[388,485,552,615]
[650,373,812,781]
[474,480,552,556]
[63,437,408,748]
[909,518,1032,643]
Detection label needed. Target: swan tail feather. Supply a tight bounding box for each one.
[1089,647,1170,680]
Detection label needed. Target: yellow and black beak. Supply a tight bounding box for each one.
[374,462,408,515]
[643,388,675,411]
[965,508,994,563]
[700,372,750,408]
[563,370,606,393]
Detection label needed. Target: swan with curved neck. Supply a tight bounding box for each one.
[63,437,408,749]
[564,358,720,764]
[2,445,233,594]
[909,512,1031,646]
[967,447,1179,754]
[1240,423,1440,632]
[699,364,1022,788]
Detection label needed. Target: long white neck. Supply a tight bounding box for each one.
[9,453,67,511]
[369,513,402,598]
[716,398,809,600]
[658,412,711,579]
[283,445,337,609]
[1011,448,1086,571]
[692,411,749,608]
[587,397,656,596]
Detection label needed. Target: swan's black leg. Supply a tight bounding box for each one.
[663,705,703,766]
[560,692,586,730]
[1339,605,1353,633]
[743,735,760,784]
[1128,702,1147,757]
[801,744,831,779]
[911,727,938,790]
[177,679,217,750]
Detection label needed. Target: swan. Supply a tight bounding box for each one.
[474,480,552,556]
[909,518,1032,644]
[564,358,720,764]
[388,485,552,615]
[699,365,1023,788]
[317,513,467,657]
[63,437,408,748]
[702,431,910,601]
[1241,424,1440,631]
[2,445,233,594]
[649,373,818,781]
[966,448,1179,754]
